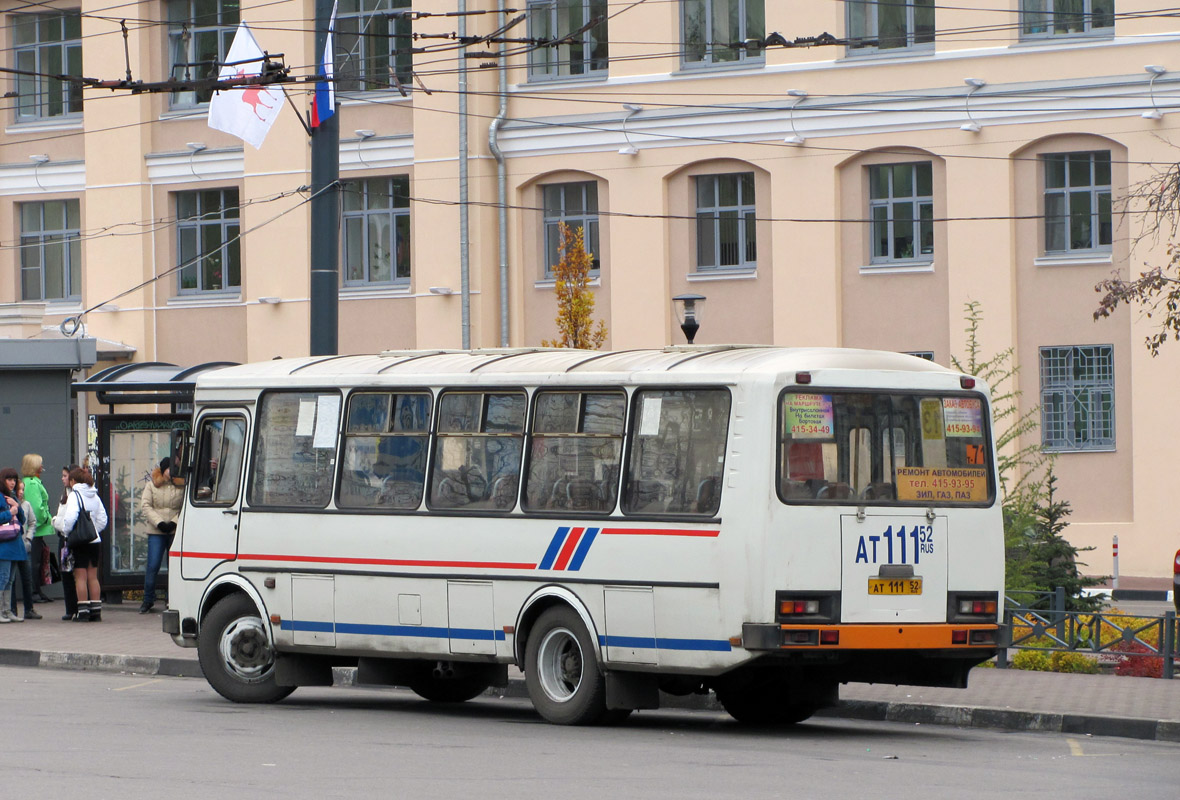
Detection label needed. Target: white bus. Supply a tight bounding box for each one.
[165,346,1004,725]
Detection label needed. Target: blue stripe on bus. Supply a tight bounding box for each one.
[566,527,599,572]
[282,620,506,641]
[598,635,732,652]
[538,527,569,571]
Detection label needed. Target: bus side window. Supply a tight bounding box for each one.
[430,391,526,512]
[622,388,731,516]
[524,390,625,514]
[338,391,431,510]
[193,417,245,506]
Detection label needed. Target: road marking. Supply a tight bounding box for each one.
[114,678,163,692]
[1068,739,1084,757]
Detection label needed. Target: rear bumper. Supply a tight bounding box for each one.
[743,622,1001,651]
[163,610,198,648]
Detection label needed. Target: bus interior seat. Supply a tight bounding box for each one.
[566,478,601,511]
[695,476,719,513]
[816,482,852,500]
[781,479,811,500]
[861,482,896,501]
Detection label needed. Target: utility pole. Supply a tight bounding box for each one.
[309,0,340,356]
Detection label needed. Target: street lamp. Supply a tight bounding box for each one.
[672,293,706,345]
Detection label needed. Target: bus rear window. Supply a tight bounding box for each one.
[779,391,993,505]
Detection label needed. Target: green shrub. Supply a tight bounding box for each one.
[1011,649,1051,671]
[1047,651,1101,674]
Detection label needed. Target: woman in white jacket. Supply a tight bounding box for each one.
[55,467,108,622]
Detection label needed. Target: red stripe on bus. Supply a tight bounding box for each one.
[238,553,537,570]
[599,528,720,537]
[552,528,584,571]
[177,551,237,560]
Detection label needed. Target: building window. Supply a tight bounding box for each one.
[683,0,764,67]
[1040,345,1115,451]
[847,0,935,52]
[342,176,411,285]
[20,200,80,301]
[177,189,240,293]
[12,12,82,120]
[543,182,599,277]
[1043,151,1111,254]
[167,0,240,106]
[527,0,608,79]
[869,162,933,264]
[1021,0,1114,37]
[336,0,412,92]
[695,173,756,271]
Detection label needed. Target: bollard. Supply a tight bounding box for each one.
[1165,611,1176,680]
[1112,535,1119,591]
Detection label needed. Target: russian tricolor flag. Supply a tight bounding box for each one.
[311,0,337,128]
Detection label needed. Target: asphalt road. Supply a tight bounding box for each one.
[2,666,1177,799]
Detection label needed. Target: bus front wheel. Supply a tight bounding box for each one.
[525,606,611,725]
[198,594,294,704]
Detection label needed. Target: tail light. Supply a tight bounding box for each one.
[949,592,1000,622]
[780,599,820,616]
[1174,549,1180,575]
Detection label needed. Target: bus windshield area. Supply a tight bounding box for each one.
[779,391,993,506]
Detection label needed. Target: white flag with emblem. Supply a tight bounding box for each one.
[207,23,284,149]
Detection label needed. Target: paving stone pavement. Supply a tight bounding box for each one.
[2,603,1178,742]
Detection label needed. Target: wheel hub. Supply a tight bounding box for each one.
[538,627,583,703]
[219,616,275,683]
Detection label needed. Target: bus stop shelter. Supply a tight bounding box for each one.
[73,361,236,596]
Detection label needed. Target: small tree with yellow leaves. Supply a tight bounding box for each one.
[542,222,608,349]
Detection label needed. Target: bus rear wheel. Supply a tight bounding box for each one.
[198,594,294,704]
[407,662,493,703]
[715,675,834,725]
[525,606,611,725]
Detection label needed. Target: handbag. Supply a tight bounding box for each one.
[66,491,99,548]
[0,518,19,542]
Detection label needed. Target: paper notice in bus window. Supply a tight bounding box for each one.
[784,394,833,439]
[313,395,341,449]
[920,399,944,441]
[942,397,983,437]
[896,467,988,503]
[296,399,316,437]
[639,397,662,436]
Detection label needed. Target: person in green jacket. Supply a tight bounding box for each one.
[21,454,55,604]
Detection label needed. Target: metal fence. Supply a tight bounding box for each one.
[998,588,1178,679]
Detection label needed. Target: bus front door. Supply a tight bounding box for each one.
[180,413,250,580]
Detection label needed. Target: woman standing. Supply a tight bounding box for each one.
[1,469,40,620]
[55,467,108,622]
[0,470,27,623]
[57,465,80,620]
[139,457,183,613]
[20,454,54,603]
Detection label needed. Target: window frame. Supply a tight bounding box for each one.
[521,388,627,516]
[542,181,600,279]
[867,161,934,265]
[1039,344,1116,452]
[336,388,433,511]
[1042,151,1112,255]
[427,389,528,514]
[335,0,412,93]
[167,0,239,108]
[845,0,936,55]
[621,385,731,519]
[341,176,412,287]
[190,414,248,507]
[176,188,241,294]
[247,390,342,510]
[1020,0,1115,39]
[12,10,83,121]
[681,0,765,69]
[19,198,81,302]
[526,0,609,81]
[694,172,757,273]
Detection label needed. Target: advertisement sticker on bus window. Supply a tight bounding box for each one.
[784,394,833,439]
[895,466,988,503]
[313,394,341,449]
[639,396,662,436]
[942,397,983,438]
[296,398,316,437]
[920,399,944,441]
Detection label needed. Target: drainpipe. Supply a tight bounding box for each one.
[459,0,471,349]
[488,0,510,347]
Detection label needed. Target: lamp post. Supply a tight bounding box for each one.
[672,293,706,345]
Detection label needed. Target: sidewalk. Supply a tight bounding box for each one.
[2,603,1178,742]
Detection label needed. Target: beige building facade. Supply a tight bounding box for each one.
[2,0,1179,578]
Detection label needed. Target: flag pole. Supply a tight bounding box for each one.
[309,0,339,356]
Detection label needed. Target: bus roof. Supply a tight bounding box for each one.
[194,346,982,394]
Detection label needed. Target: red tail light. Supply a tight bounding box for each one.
[1174,549,1180,575]
[951,630,968,645]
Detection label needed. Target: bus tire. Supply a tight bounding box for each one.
[715,676,830,726]
[407,664,492,703]
[198,594,294,704]
[525,606,610,725]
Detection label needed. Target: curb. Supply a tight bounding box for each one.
[3,647,1176,742]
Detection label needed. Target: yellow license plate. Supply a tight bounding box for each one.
[868,578,923,595]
